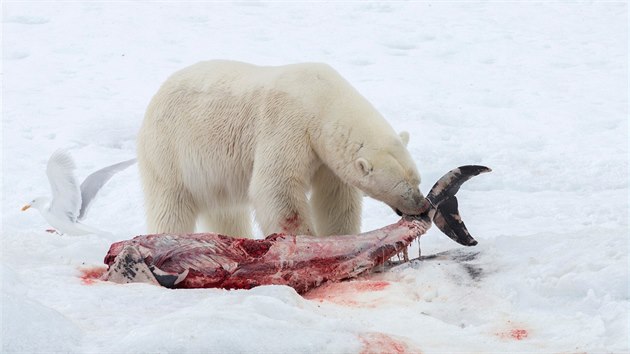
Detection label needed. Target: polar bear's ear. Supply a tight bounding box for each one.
[355,158,372,177]
[399,131,410,147]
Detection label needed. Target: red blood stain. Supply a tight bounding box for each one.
[359,333,417,354]
[79,266,107,285]
[280,212,300,234]
[496,327,529,341]
[351,280,390,292]
[304,280,390,307]
[510,329,529,340]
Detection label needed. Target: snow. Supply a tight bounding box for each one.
[2,2,627,353]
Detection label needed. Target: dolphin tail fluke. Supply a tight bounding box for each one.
[432,196,478,246]
[427,165,491,246]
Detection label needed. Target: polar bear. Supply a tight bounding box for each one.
[137,60,426,237]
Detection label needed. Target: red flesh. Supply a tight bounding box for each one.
[103,218,430,294]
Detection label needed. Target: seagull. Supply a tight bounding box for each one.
[21,150,136,236]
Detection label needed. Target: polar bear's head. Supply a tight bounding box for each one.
[353,132,428,216]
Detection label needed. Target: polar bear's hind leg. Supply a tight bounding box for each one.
[200,207,252,238]
[142,179,198,234]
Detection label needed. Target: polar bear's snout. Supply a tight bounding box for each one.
[354,148,426,217]
[392,186,429,216]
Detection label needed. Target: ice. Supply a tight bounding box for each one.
[2,2,627,353]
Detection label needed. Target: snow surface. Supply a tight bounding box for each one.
[2,2,628,353]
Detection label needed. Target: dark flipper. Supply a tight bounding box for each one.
[432,196,478,246]
[149,266,189,288]
[426,165,491,246]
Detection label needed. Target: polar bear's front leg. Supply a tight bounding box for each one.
[311,165,362,236]
[249,154,315,236]
[250,181,315,236]
[143,185,198,234]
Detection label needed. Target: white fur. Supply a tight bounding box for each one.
[137,60,424,237]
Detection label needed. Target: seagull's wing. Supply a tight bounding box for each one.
[46,150,82,222]
[78,158,136,220]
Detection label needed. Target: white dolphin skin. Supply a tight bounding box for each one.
[22,150,136,236]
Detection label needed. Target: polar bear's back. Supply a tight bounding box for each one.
[137,60,347,208]
[162,60,342,97]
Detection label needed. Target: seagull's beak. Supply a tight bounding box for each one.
[21,204,31,211]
